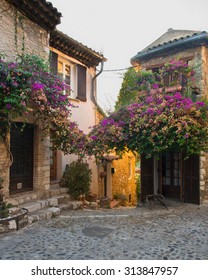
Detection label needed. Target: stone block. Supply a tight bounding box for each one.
[8,220,17,230]
[36,200,49,209]
[201,169,206,175]
[38,209,53,220]
[69,201,82,210]
[47,198,58,206]
[44,184,50,191]
[23,202,42,213]
[0,227,5,234]
[47,207,60,217]
[18,216,29,230]
[9,207,20,215]
[59,204,70,211]
[200,156,206,162]
[28,215,39,224]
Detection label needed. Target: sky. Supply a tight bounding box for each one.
[50,0,208,112]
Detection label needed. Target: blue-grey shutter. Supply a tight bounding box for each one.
[77,65,87,101]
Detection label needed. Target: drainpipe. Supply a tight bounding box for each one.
[91,61,106,120]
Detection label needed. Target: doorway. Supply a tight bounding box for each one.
[10,123,34,194]
[140,152,200,204]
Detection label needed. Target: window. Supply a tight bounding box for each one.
[58,60,72,96]
[151,61,189,89]
[162,152,181,186]
[50,51,87,101]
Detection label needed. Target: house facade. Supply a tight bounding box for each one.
[49,29,106,195]
[0,0,106,205]
[131,28,208,204]
[0,0,61,204]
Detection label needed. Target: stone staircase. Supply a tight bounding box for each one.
[1,185,120,234]
[0,187,83,234]
[21,195,83,224]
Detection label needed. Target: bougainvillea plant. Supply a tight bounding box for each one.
[0,54,86,156]
[159,59,195,85]
[88,92,208,159]
[87,59,208,160]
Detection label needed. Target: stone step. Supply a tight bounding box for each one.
[8,187,69,206]
[0,197,83,234]
[27,200,83,224]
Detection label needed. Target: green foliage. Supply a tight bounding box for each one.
[115,68,156,110]
[19,53,50,72]
[60,161,92,199]
[0,202,13,218]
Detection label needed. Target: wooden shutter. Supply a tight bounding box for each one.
[183,154,200,204]
[50,51,58,75]
[77,64,87,101]
[140,155,154,202]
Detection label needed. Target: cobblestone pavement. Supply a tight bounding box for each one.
[0,202,208,260]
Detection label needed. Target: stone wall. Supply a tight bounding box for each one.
[0,0,50,203]
[0,134,11,200]
[201,46,208,98]
[140,47,203,97]
[200,153,208,202]
[200,47,208,202]
[0,0,49,60]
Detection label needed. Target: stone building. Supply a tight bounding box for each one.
[131,28,208,204]
[0,0,61,204]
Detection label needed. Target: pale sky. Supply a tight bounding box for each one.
[50,0,208,112]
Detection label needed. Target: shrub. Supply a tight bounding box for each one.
[60,161,92,199]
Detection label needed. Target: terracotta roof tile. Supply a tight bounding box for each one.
[7,0,62,30]
[50,29,107,67]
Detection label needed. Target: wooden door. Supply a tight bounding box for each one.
[161,152,181,199]
[183,154,200,204]
[140,155,154,202]
[10,123,34,193]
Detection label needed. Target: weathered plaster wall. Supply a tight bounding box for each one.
[112,152,136,205]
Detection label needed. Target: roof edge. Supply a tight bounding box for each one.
[131,32,208,65]
[7,0,62,30]
[50,29,107,67]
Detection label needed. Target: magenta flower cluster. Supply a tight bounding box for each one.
[88,90,208,159]
[0,55,85,156]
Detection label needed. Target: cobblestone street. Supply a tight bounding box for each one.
[0,202,208,260]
